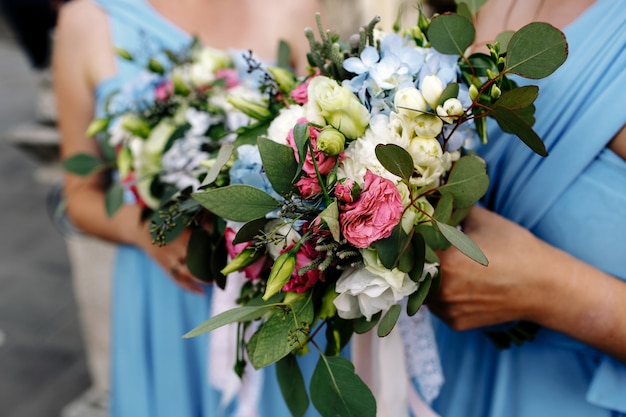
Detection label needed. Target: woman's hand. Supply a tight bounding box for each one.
[428,205,550,330]
[138,227,207,294]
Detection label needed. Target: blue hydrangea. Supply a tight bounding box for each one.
[229,144,280,199]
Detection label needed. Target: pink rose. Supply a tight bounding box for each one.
[155,80,174,101]
[282,242,323,293]
[295,175,322,199]
[339,170,403,248]
[224,227,268,280]
[216,68,239,89]
[290,72,319,104]
[334,178,360,204]
[286,118,339,176]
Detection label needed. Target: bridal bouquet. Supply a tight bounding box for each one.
[62,39,265,252]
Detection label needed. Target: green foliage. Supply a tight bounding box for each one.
[439,155,490,208]
[492,107,547,156]
[200,143,233,187]
[310,355,376,417]
[276,354,310,417]
[407,272,433,316]
[352,312,381,334]
[428,13,475,55]
[377,304,402,337]
[183,305,276,338]
[455,0,488,15]
[186,228,217,282]
[105,183,124,218]
[505,22,568,79]
[62,153,104,176]
[436,220,488,265]
[192,185,281,222]
[375,144,414,182]
[258,137,298,195]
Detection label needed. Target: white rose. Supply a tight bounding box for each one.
[421,74,444,108]
[306,75,370,139]
[408,137,445,187]
[264,219,301,259]
[436,98,464,124]
[395,86,427,117]
[413,114,444,139]
[266,105,304,145]
[334,248,417,320]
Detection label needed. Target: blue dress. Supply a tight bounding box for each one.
[92,1,319,416]
[429,1,626,416]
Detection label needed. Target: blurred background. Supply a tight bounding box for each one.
[0,5,93,417]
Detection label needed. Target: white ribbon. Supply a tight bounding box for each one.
[352,306,444,417]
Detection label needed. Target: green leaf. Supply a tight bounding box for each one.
[434,192,454,223]
[436,220,488,265]
[455,2,472,20]
[310,355,376,417]
[105,183,124,218]
[192,185,281,222]
[233,217,268,244]
[439,155,490,208]
[415,223,451,251]
[495,30,515,54]
[293,123,310,179]
[183,305,275,338]
[62,153,104,176]
[455,0,487,15]
[277,40,292,69]
[276,354,310,417]
[186,228,215,282]
[201,143,233,187]
[319,201,341,242]
[352,312,381,334]
[234,121,270,147]
[258,136,298,195]
[248,297,314,368]
[375,143,414,182]
[374,224,410,270]
[85,117,110,138]
[428,13,476,56]
[210,235,228,289]
[437,83,460,107]
[493,86,538,110]
[460,53,498,79]
[377,304,402,337]
[407,273,433,316]
[491,107,547,156]
[505,22,568,79]
[408,233,426,283]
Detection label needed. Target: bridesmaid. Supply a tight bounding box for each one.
[53,0,325,416]
[423,0,626,416]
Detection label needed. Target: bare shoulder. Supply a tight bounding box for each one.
[56,0,107,35]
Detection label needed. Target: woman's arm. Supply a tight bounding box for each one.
[428,205,626,363]
[53,1,204,293]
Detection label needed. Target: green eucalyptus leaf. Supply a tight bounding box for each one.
[293,123,310,180]
[105,183,124,218]
[186,228,215,282]
[415,223,451,251]
[425,243,440,264]
[505,22,568,79]
[62,153,104,176]
[375,224,410,270]
[455,2,472,20]
[234,121,270,147]
[437,83,460,107]
[233,217,269,244]
[201,143,233,187]
[460,53,498,79]
[377,304,402,337]
[258,136,298,195]
[408,233,426,283]
[428,13,475,56]
[310,355,376,417]
[436,220,488,265]
[491,107,547,156]
[493,86,538,110]
[319,201,341,242]
[183,305,275,338]
[192,185,281,222]
[407,272,433,316]
[495,30,515,53]
[352,311,381,334]
[439,155,490,208]
[434,192,454,223]
[248,297,314,368]
[375,143,414,182]
[210,235,228,289]
[455,0,488,15]
[277,39,292,70]
[276,354,310,417]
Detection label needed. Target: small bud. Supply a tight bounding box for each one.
[490,84,502,99]
[469,84,479,101]
[486,69,498,80]
[420,75,444,109]
[227,97,272,121]
[267,66,297,94]
[116,147,133,180]
[417,9,431,33]
[316,126,345,156]
[147,58,165,75]
[85,117,110,138]
[121,116,151,139]
[114,47,133,61]
[220,246,263,275]
[262,252,296,301]
[172,73,191,95]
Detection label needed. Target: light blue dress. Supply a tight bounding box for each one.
[429,1,626,416]
[92,1,319,416]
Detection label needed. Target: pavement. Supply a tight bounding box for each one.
[0,13,92,417]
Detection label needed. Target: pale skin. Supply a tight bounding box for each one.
[427,0,626,363]
[53,0,321,293]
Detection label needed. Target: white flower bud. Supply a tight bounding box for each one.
[436,98,465,124]
[420,75,444,108]
[395,87,427,117]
